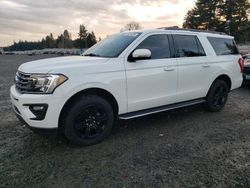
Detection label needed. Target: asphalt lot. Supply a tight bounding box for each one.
[1,54,250,188]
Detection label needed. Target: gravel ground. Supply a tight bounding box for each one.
[0,55,250,188]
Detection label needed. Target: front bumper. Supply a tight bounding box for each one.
[14,111,58,135]
[10,85,65,129]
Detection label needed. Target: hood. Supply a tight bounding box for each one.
[18,56,110,73]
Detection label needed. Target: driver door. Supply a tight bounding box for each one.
[125,34,178,112]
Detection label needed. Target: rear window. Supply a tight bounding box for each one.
[207,37,239,55]
[173,35,206,58]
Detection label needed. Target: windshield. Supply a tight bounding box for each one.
[83,32,142,58]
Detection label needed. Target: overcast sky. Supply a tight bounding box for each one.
[0,0,195,46]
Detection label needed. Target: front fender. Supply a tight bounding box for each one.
[57,82,127,115]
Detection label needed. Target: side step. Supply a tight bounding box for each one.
[119,98,206,120]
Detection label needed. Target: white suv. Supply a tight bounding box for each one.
[10,28,244,145]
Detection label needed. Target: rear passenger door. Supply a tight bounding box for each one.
[173,34,210,102]
[125,34,177,112]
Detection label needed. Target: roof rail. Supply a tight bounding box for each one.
[158,26,228,36]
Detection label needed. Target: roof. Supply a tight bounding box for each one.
[159,27,228,36]
[125,27,232,38]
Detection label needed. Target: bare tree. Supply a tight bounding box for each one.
[121,21,142,32]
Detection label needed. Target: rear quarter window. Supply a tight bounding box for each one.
[207,37,239,55]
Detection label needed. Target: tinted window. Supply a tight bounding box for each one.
[84,32,141,58]
[136,35,171,59]
[174,35,206,57]
[207,37,239,55]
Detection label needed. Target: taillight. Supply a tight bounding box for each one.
[238,58,244,73]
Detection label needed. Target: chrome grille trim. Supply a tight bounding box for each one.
[15,71,33,93]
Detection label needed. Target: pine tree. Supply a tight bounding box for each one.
[78,25,88,49]
[63,30,70,49]
[45,33,55,48]
[217,0,250,42]
[87,31,97,47]
[183,0,250,42]
[183,0,220,30]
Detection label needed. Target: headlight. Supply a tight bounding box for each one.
[30,74,68,94]
[29,74,68,94]
[15,73,68,94]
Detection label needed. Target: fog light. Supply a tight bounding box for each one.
[32,106,44,111]
[23,104,48,121]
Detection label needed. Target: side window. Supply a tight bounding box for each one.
[136,35,171,59]
[173,35,206,57]
[207,37,239,55]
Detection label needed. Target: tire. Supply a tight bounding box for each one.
[205,79,229,112]
[62,95,114,146]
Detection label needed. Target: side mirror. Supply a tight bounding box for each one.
[130,49,151,62]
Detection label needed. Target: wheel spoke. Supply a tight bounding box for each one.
[92,124,103,133]
[213,98,219,106]
[219,95,226,104]
[96,113,107,122]
[83,126,91,138]
[219,86,224,93]
[214,93,220,98]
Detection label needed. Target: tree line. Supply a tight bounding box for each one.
[3,22,142,51]
[183,0,250,43]
[4,25,98,51]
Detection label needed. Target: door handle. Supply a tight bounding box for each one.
[164,67,175,71]
[202,64,210,68]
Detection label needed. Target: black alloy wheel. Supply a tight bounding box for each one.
[206,79,229,112]
[63,95,114,146]
[73,105,108,139]
[211,84,228,108]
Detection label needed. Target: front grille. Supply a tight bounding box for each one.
[15,71,33,93]
[243,67,250,75]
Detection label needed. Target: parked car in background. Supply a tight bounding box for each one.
[10,28,243,146]
[243,53,250,84]
[4,51,15,55]
[243,53,250,63]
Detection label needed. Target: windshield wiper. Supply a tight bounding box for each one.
[84,53,100,57]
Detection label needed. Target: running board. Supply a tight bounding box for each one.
[119,99,206,120]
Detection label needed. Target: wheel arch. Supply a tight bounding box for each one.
[58,88,119,129]
[209,74,232,94]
